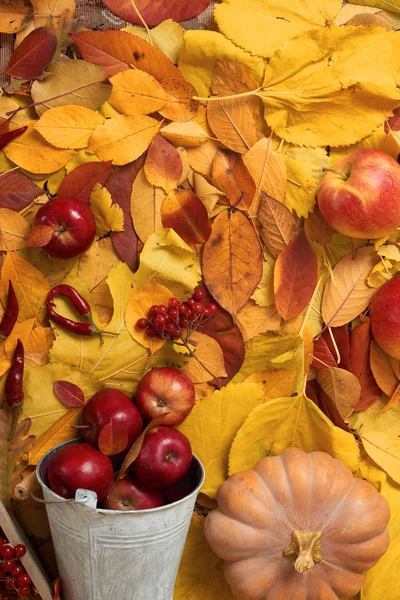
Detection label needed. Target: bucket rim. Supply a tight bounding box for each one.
[36,438,206,514]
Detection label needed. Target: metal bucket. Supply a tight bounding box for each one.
[36,440,205,600]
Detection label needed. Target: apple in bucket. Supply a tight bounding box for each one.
[317,149,400,239]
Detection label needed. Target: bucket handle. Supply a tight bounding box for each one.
[18,488,97,508]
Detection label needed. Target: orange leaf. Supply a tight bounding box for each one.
[370,339,399,397]
[274,230,318,321]
[98,421,129,456]
[304,206,334,246]
[24,225,53,248]
[202,210,262,320]
[349,317,381,411]
[212,148,255,209]
[144,135,183,193]
[161,189,211,245]
[380,382,400,413]
[159,79,199,122]
[109,69,169,116]
[259,194,298,258]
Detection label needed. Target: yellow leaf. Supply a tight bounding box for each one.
[49,263,150,394]
[0,0,33,34]
[89,183,124,236]
[28,408,81,467]
[243,138,287,217]
[0,96,32,126]
[214,0,342,58]
[229,394,360,477]
[65,149,102,173]
[178,30,265,97]
[109,70,169,115]
[87,114,160,165]
[16,0,75,42]
[0,209,29,251]
[322,246,379,328]
[324,233,365,266]
[133,228,201,299]
[125,279,174,354]
[187,139,220,179]
[330,123,400,165]
[130,168,166,243]
[260,27,400,146]
[183,331,227,384]
[193,172,226,216]
[284,154,317,218]
[3,122,74,174]
[177,382,265,497]
[348,0,400,13]
[236,302,281,341]
[347,399,400,484]
[174,515,235,600]
[123,20,185,64]
[251,252,275,307]
[34,105,105,150]
[367,259,396,289]
[22,363,101,439]
[0,253,49,322]
[4,319,52,368]
[160,121,210,148]
[245,368,296,400]
[20,247,77,288]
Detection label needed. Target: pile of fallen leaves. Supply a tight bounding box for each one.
[1,0,400,599]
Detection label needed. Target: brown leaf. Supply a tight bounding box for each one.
[53,381,85,408]
[0,406,35,507]
[304,206,334,246]
[307,379,352,433]
[212,148,255,210]
[202,210,262,320]
[316,367,361,419]
[0,172,43,211]
[349,317,381,411]
[70,30,182,80]
[274,230,318,321]
[24,225,54,248]
[144,135,183,193]
[159,79,199,122]
[259,194,298,258]
[161,189,211,245]
[370,339,399,397]
[98,421,129,456]
[58,161,113,204]
[322,246,379,328]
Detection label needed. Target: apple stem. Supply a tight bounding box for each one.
[70,424,90,429]
[322,168,348,181]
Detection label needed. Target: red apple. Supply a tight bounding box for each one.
[133,426,192,489]
[33,197,96,258]
[163,457,202,504]
[135,367,195,427]
[101,476,164,511]
[81,388,143,452]
[317,149,400,239]
[47,442,114,501]
[370,274,400,359]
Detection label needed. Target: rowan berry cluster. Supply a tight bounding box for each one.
[0,537,32,599]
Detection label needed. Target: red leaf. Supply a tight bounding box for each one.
[105,158,145,272]
[0,172,43,210]
[161,189,211,245]
[312,336,338,372]
[0,126,28,150]
[350,316,382,411]
[98,421,129,456]
[25,224,54,247]
[6,27,57,80]
[58,161,113,204]
[325,326,352,372]
[386,107,400,133]
[100,0,211,26]
[53,380,85,408]
[274,230,318,321]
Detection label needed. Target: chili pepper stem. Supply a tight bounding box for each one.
[7,404,22,442]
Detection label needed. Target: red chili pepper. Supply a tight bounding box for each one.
[46,284,91,317]
[0,125,28,150]
[0,281,19,340]
[5,339,24,407]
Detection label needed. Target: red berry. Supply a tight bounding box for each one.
[186,309,194,320]
[168,298,180,308]
[2,561,15,572]
[149,305,158,315]
[11,566,23,578]
[17,574,30,587]
[157,305,168,314]
[194,288,205,301]
[154,314,167,330]
[0,546,14,560]
[208,303,218,314]
[13,546,26,559]
[5,580,15,591]
[179,303,189,315]
[165,321,176,333]
[136,318,148,330]
[145,326,157,338]
[2,594,13,600]
[192,302,203,314]
[202,308,211,318]
[0,566,6,577]
[0,538,5,548]
[187,298,195,308]
[17,588,30,597]
[179,318,188,328]
[167,307,179,320]
[171,330,181,339]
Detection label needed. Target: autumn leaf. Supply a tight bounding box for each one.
[130,167,166,244]
[259,194,298,258]
[193,172,226,216]
[312,335,338,371]
[6,27,56,80]
[30,60,111,117]
[212,149,255,209]
[70,30,182,80]
[274,230,318,321]
[370,339,399,397]
[251,253,275,307]
[0,406,35,507]
[58,160,113,203]
[304,206,335,246]
[284,153,317,218]
[87,114,160,165]
[17,0,76,43]
[144,135,183,193]
[24,225,53,249]
[202,210,262,320]
[237,302,281,341]
[0,172,43,211]
[348,0,400,12]
[322,246,379,328]
[122,20,185,64]
[182,331,227,384]
[27,408,81,467]
[101,0,211,26]
[34,105,105,150]
[89,183,124,237]
[0,0,33,34]
[316,367,360,419]
[161,189,212,246]
[160,121,210,148]
[109,70,169,116]
[158,79,199,122]
[98,421,128,456]
[0,209,30,252]
[349,317,382,411]
[53,380,85,408]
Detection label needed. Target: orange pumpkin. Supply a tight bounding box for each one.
[204,448,390,600]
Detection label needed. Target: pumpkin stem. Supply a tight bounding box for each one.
[283,530,323,574]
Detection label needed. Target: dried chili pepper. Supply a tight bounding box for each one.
[0,281,19,340]
[0,125,28,150]
[46,285,118,342]
[5,339,24,407]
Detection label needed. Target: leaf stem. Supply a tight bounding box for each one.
[129,0,153,44]
[192,88,261,103]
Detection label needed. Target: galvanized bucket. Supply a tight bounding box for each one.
[36,440,205,600]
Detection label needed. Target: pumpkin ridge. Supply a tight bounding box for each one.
[323,468,356,528]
